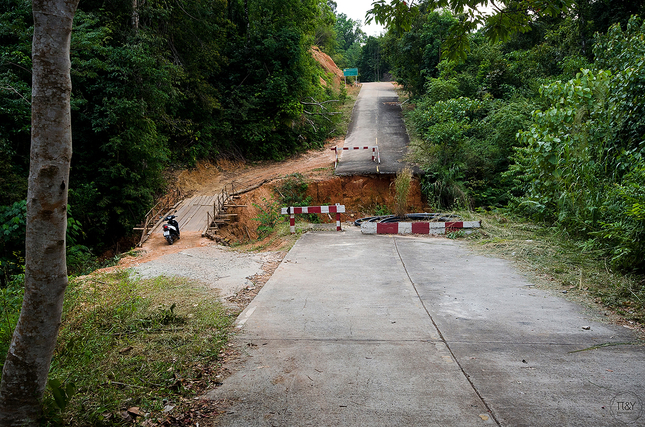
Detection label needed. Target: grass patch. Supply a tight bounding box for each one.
[461,210,645,327]
[371,204,392,216]
[337,84,361,135]
[35,270,234,425]
[235,221,301,253]
[393,167,413,217]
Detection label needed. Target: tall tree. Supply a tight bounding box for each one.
[357,36,390,82]
[367,0,575,59]
[0,0,79,424]
[335,13,364,51]
[384,7,456,96]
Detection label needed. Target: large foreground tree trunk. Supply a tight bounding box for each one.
[0,0,79,425]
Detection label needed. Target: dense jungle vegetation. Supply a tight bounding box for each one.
[375,1,645,272]
[0,0,366,282]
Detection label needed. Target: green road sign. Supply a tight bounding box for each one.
[343,68,358,77]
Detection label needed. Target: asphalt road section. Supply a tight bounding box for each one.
[335,82,415,175]
[205,228,644,426]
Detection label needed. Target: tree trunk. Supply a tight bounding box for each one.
[0,0,79,425]
[132,0,139,30]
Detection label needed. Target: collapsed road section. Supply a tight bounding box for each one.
[335,82,416,176]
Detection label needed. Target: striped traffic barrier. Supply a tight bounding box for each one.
[361,221,481,235]
[331,146,380,168]
[281,204,346,234]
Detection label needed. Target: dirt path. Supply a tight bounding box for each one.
[175,137,344,198]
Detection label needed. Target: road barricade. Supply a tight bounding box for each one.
[361,220,481,235]
[281,204,345,234]
[331,146,380,168]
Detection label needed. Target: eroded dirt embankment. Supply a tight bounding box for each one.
[215,174,427,244]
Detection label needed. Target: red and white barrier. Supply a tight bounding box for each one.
[331,146,380,168]
[281,204,346,234]
[361,221,481,235]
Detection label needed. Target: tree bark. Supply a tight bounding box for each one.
[132,0,139,30]
[0,0,79,425]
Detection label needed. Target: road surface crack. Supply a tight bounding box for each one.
[393,237,501,426]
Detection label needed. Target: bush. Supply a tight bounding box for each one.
[274,174,319,223]
[510,17,645,270]
[252,197,282,237]
[393,168,413,217]
[423,78,461,104]
[275,173,311,207]
[594,162,645,270]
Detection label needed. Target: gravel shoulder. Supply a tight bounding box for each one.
[131,245,283,302]
[111,232,286,310]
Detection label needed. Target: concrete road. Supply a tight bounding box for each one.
[335,82,416,176]
[206,228,645,426]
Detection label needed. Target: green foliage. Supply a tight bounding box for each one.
[368,0,576,61]
[8,272,233,425]
[275,173,313,207]
[0,275,23,366]
[0,0,31,206]
[383,8,457,96]
[252,197,283,237]
[314,0,338,54]
[396,17,561,210]
[394,167,412,217]
[446,229,466,239]
[513,69,612,223]
[43,379,77,425]
[408,96,488,208]
[423,78,461,104]
[217,0,346,159]
[373,204,392,216]
[333,13,365,69]
[69,11,173,246]
[470,99,536,205]
[0,200,26,284]
[594,16,645,154]
[274,173,324,222]
[595,162,645,270]
[421,166,470,210]
[357,36,390,82]
[510,17,645,270]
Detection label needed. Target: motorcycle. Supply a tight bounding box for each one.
[162,215,180,245]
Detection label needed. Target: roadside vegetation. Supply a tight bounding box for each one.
[252,173,320,239]
[3,0,645,422]
[393,167,413,218]
[1,270,234,426]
